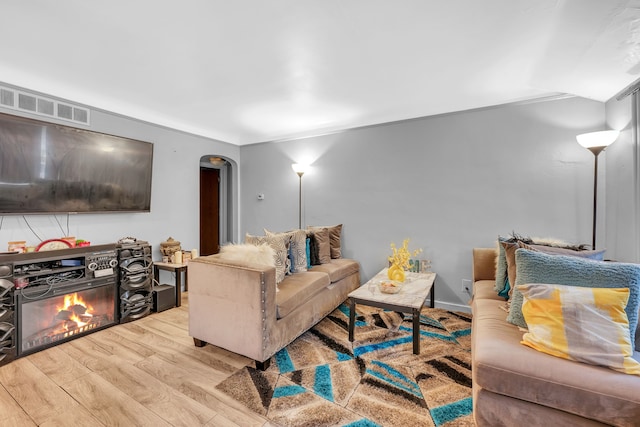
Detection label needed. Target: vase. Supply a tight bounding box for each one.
[388,264,406,282]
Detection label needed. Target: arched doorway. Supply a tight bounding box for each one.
[199,155,234,256]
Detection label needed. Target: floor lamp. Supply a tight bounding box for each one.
[291,164,309,229]
[576,130,619,249]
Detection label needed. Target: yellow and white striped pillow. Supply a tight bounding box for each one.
[517,283,640,376]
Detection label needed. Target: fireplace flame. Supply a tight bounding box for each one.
[56,292,95,329]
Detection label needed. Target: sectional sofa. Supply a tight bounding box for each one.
[471,247,640,426]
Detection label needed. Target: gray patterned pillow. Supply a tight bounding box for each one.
[265,229,308,273]
[245,233,289,283]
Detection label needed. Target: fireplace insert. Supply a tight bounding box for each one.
[16,277,117,356]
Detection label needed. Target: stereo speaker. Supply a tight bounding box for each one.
[152,284,175,312]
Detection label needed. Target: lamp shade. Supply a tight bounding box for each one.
[291,163,309,176]
[576,130,619,149]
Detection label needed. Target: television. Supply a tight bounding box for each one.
[0,112,153,214]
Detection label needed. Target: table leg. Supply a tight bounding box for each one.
[430,282,435,308]
[349,299,356,342]
[184,268,188,291]
[413,308,420,355]
[175,270,182,307]
[153,266,159,287]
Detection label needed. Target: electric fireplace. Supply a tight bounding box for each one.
[16,278,117,356]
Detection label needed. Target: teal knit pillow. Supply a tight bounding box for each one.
[507,249,640,348]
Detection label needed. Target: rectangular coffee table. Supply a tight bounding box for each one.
[348,268,436,355]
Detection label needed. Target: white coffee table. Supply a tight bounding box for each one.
[348,268,436,355]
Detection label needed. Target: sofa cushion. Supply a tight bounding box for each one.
[473,297,640,424]
[507,249,640,348]
[518,283,640,375]
[308,258,359,283]
[474,280,506,301]
[276,271,331,318]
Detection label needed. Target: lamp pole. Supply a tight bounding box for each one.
[291,164,308,229]
[587,146,606,250]
[296,171,304,229]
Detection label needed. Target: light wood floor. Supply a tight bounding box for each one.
[0,293,276,427]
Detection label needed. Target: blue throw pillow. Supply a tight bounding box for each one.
[498,279,510,299]
[507,248,640,347]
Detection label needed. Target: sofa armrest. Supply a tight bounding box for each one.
[187,255,278,362]
[473,248,497,283]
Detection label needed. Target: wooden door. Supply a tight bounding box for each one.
[200,167,220,256]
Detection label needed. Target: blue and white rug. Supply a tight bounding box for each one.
[216,304,474,427]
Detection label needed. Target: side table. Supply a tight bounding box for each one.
[153,261,188,307]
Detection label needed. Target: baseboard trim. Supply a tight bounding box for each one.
[434,300,471,314]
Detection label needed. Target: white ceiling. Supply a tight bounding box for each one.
[1,0,639,145]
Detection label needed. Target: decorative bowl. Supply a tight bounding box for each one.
[378,280,403,294]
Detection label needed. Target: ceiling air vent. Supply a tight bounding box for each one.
[18,93,37,111]
[0,88,14,107]
[57,103,73,120]
[0,86,90,125]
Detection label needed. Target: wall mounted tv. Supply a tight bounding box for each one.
[0,112,153,214]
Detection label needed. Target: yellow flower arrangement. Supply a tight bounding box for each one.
[388,238,422,282]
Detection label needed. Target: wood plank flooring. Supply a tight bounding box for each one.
[0,293,275,427]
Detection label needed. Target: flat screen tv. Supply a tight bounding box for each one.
[0,112,153,214]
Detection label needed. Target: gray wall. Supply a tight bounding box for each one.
[240,96,606,311]
[605,95,638,262]
[0,83,240,266]
[1,85,622,310]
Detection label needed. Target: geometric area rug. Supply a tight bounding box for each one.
[216,303,474,427]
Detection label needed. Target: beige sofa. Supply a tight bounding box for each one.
[188,255,360,369]
[471,248,640,427]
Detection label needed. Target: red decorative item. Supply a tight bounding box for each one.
[36,239,73,251]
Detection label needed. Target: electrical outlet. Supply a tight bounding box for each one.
[461,279,472,294]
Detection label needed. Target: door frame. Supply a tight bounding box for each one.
[199,155,238,251]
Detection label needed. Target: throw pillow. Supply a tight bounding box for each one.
[496,232,600,298]
[308,224,342,259]
[510,233,589,251]
[518,283,640,376]
[495,236,514,296]
[526,243,605,260]
[501,240,607,299]
[501,241,519,298]
[507,249,640,348]
[307,227,331,264]
[218,243,276,267]
[265,229,308,273]
[245,233,290,284]
[307,230,320,265]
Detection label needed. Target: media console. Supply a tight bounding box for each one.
[0,242,155,366]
